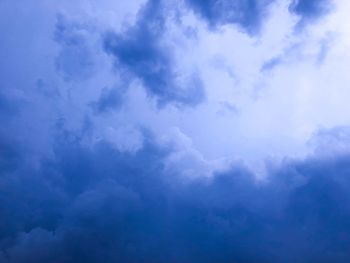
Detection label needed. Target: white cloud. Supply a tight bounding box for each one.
[3,0,350,177]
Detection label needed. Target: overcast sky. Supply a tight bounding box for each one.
[2,0,350,262]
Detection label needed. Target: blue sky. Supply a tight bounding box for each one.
[1,0,350,262]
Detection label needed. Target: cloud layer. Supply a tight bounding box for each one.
[2,0,350,262]
[2,127,350,262]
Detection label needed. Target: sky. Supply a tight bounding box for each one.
[1,0,350,262]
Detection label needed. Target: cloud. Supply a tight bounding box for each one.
[289,0,334,28]
[54,14,97,82]
[309,126,350,156]
[260,56,282,71]
[1,125,350,262]
[90,87,124,113]
[184,0,334,36]
[2,0,350,262]
[103,0,205,107]
[184,0,274,35]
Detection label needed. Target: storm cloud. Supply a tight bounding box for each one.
[1,0,350,262]
[2,126,350,262]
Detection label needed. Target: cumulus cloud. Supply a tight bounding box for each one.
[103,0,205,107]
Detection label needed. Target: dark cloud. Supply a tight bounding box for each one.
[2,123,350,262]
[184,0,274,35]
[289,0,333,28]
[90,87,124,114]
[185,0,333,35]
[1,1,350,262]
[103,0,205,107]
